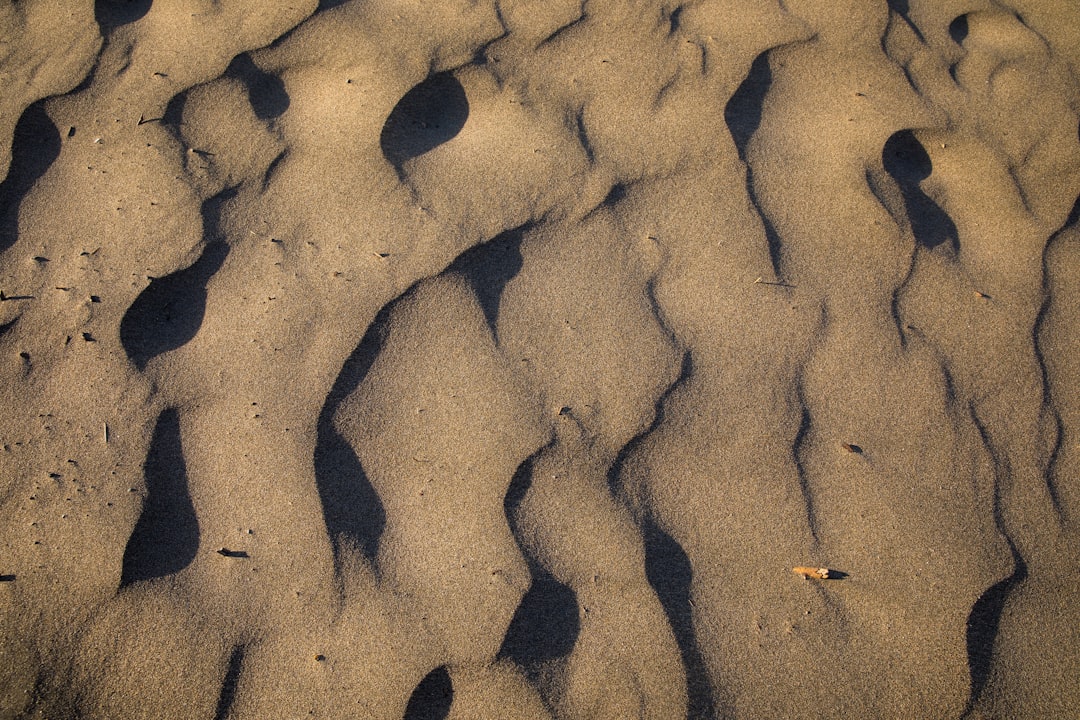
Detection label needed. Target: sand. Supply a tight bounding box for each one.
[0,0,1078,718]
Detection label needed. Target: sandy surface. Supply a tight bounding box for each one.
[1,1,1078,718]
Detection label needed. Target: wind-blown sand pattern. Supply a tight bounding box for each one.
[0,1,1078,718]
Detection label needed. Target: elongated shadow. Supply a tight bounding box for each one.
[792,387,819,542]
[380,72,469,173]
[313,303,393,562]
[965,547,1026,708]
[964,406,1027,713]
[1063,192,1080,231]
[607,350,692,498]
[500,455,580,683]
[883,130,959,253]
[447,223,529,341]
[503,454,535,521]
[226,53,289,121]
[213,646,245,720]
[120,189,234,370]
[403,666,453,720]
[1034,195,1078,518]
[120,408,199,586]
[643,520,717,720]
[887,0,926,42]
[725,52,785,278]
[602,182,628,207]
[1,102,61,252]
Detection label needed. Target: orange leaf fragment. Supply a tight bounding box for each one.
[793,566,831,580]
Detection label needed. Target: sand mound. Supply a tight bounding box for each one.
[1,1,1078,718]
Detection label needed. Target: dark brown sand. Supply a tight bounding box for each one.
[1,1,1078,718]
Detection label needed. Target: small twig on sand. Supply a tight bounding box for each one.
[753,276,794,288]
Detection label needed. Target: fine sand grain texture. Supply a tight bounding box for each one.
[1,1,1079,718]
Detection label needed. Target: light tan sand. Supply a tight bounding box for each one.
[1,1,1078,718]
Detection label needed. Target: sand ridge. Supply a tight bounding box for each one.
[0,0,1078,718]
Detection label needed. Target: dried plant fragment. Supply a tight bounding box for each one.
[793,566,831,580]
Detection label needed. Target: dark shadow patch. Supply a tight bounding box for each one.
[643,520,716,720]
[667,5,685,35]
[226,53,289,121]
[312,422,384,563]
[602,182,628,207]
[887,0,910,14]
[1062,191,1080,231]
[380,72,469,173]
[119,240,229,369]
[314,304,393,563]
[403,666,454,720]
[0,317,18,340]
[318,0,350,9]
[724,51,771,163]
[499,560,579,672]
[213,646,245,720]
[881,126,924,173]
[120,408,199,586]
[162,89,187,128]
[965,549,1026,708]
[119,189,234,369]
[949,14,970,45]
[882,130,959,253]
[0,102,62,252]
[95,0,153,31]
[447,223,529,341]
[0,574,14,582]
